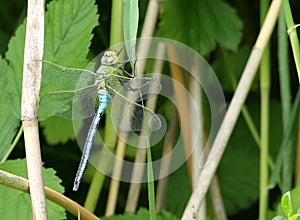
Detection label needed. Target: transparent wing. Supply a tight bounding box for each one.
[107,76,162,131]
[39,61,98,120]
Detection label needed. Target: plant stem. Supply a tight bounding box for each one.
[0,126,23,164]
[278,8,292,193]
[283,0,300,82]
[0,169,99,220]
[269,88,300,187]
[259,1,271,219]
[22,0,47,218]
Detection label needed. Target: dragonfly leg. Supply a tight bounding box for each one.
[118,66,135,78]
[116,73,140,92]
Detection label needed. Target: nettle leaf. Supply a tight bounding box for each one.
[158,0,243,56]
[0,56,20,160]
[5,20,26,119]
[43,0,99,66]
[217,115,259,215]
[101,208,178,220]
[164,165,191,217]
[40,117,75,145]
[40,0,99,144]
[4,0,99,145]
[212,45,259,92]
[0,159,65,220]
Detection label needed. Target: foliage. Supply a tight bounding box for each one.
[102,208,178,220]
[272,189,300,220]
[158,0,243,56]
[0,0,298,219]
[0,159,65,220]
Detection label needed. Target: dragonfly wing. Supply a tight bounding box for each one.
[72,86,98,120]
[39,86,98,120]
[39,61,98,120]
[41,60,96,91]
[109,75,162,102]
[107,76,161,131]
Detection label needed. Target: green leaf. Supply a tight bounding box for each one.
[290,215,300,220]
[102,208,150,220]
[156,210,179,220]
[5,20,26,119]
[43,0,99,66]
[0,56,20,160]
[272,217,288,220]
[40,117,75,145]
[282,191,293,217]
[275,187,300,218]
[101,208,178,220]
[40,0,99,143]
[164,164,191,217]
[0,159,65,220]
[212,46,258,92]
[158,0,243,55]
[4,0,99,145]
[124,0,139,72]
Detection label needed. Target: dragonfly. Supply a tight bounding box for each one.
[39,49,161,191]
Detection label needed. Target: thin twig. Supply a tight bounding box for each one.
[0,169,99,220]
[22,0,47,219]
[181,0,282,219]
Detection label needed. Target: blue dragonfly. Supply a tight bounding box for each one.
[39,49,161,191]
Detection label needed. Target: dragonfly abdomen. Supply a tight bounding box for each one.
[73,90,110,191]
[98,89,110,112]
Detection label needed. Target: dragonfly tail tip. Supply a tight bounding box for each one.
[72,181,80,191]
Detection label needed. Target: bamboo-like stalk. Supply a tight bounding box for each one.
[259,1,271,219]
[22,0,47,219]
[0,169,99,220]
[190,55,206,220]
[181,1,282,219]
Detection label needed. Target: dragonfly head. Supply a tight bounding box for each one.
[101,50,119,66]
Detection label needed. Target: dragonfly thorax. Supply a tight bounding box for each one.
[95,70,108,90]
[101,50,119,66]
